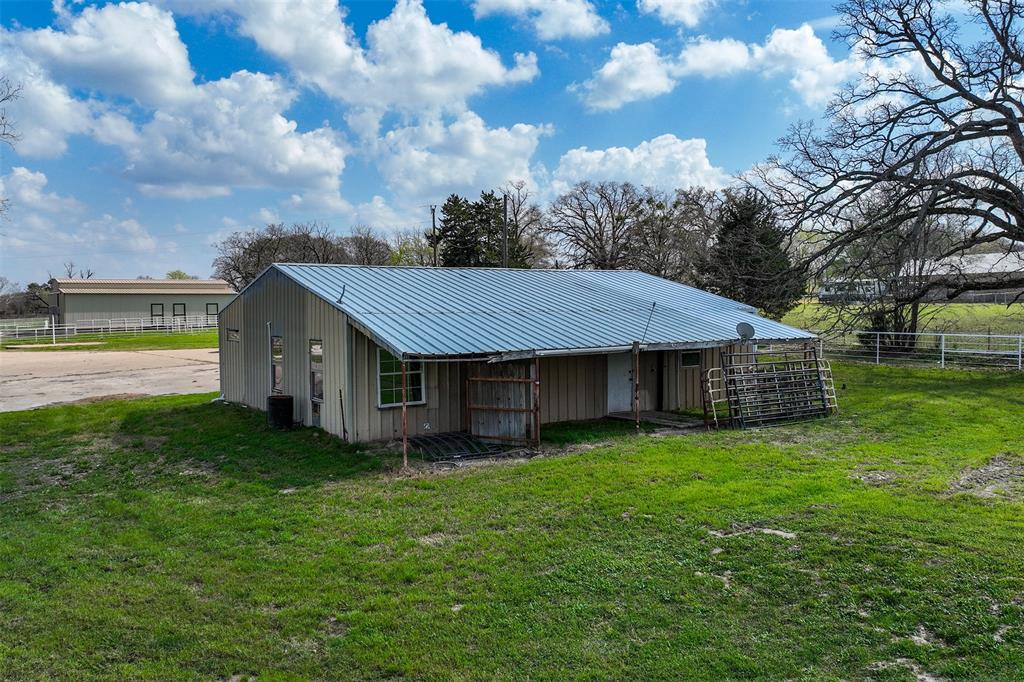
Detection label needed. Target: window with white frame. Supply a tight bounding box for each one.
[271,336,284,393]
[309,340,324,403]
[377,348,424,407]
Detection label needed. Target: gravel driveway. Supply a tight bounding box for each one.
[0,348,220,411]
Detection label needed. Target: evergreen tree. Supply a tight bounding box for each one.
[437,194,484,267]
[697,190,804,320]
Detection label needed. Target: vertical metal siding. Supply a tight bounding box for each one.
[538,354,608,424]
[61,293,236,324]
[218,269,351,439]
[350,329,465,442]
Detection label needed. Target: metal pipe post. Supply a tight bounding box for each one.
[632,340,641,430]
[401,360,409,468]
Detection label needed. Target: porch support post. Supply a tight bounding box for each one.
[532,356,541,446]
[632,340,641,431]
[401,360,409,468]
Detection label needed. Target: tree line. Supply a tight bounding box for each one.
[211,181,805,320]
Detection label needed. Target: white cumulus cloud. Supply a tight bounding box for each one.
[579,24,863,111]
[552,134,729,194]
[576,42,677,111]
[472,0,609,40]
[375,111,552,203]
[637,0,714,27]
[160,0,538,113]
[0,167,83,214]
[2,3,349,207]
[12,2,195,107]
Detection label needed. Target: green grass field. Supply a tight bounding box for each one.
[0,329,218,352]
[784,302,1024,335]
[1,364,1022,680]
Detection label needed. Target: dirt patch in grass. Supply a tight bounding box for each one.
[869,658,948,682]
[708,524,798,540]
[417,532,455,547]
[1,453,105,500]
[851,466,899,486]
[58,393,150,406]
[948,454,1024,500]
[113,434,169,451]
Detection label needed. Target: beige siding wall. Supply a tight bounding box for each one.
[218,270,350,438]
[661,347,722,411]
[539,354,607,424]
[60,293,236,324]
[349,330,465,442]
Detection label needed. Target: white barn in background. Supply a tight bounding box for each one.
[49,278,236,326]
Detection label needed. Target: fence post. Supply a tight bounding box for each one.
[51,315,56,345]
[1018,336,1022,371]
[940,334,945,368]
[875,332,880,365]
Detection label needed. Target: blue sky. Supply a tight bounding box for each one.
[0,0,852,283]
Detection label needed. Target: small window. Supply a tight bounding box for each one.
[206,303,219,316]
[227,329,240,343]
[173,303,186,317]
[271,336,284,393]
[680,351,701,368]
[377,348,424,408]
[151,303,164,317]
[310,339,324,403]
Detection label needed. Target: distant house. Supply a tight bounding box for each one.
[818,252,1024,304]
[49,278,236,326]
[218,264,814,445]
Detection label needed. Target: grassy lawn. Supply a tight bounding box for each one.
[0,329,218,352]
[785,302,1024,335]
[1,364,1022,680]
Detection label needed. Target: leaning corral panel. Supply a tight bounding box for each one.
[705,346,838,428]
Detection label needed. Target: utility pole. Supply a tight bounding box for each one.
[502,193,509,268]
[430,205,437,267]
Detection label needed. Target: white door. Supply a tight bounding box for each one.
[607,352,633,413]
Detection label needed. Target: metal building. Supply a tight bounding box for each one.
[218,264,815,451]
[49,278,236,326]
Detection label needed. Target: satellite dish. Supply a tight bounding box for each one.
[736,322,756,341]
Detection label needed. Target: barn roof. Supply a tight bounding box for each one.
[263,264,813,358]
[50,278,235,295]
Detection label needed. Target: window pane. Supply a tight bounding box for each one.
[173,303,185,316]
[311,371,323,401]
[271,337,284,361]
[227,329,240,342]
[310,340,323,370]
[206,303,218,315]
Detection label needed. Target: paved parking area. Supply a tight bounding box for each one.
[0,348,220,411]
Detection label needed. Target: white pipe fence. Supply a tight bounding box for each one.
[815,330,1024,370]
[0,314,218,343]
